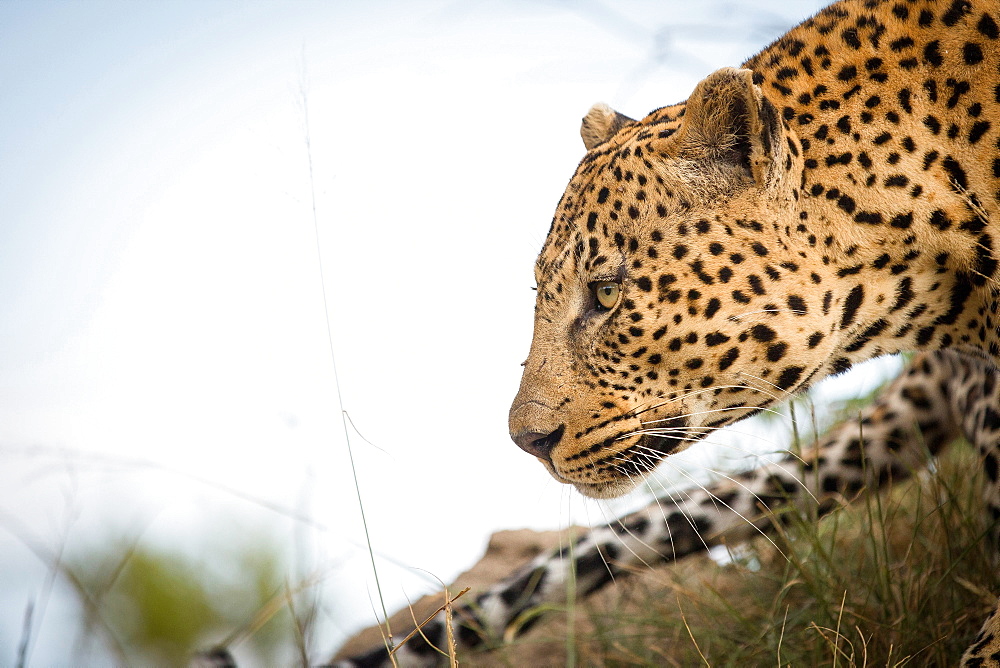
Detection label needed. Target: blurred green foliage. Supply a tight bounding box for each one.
[69,525,316,665]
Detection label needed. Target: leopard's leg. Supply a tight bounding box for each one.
[964,602,1000,667]
[946,351,1000,665]
[332,350,992,667]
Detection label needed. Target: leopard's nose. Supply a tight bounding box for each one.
[512,425,565,460]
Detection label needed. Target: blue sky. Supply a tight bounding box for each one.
[1,1,903,662]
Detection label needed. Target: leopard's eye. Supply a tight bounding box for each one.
[592,281,621,311]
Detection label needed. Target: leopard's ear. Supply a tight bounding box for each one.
[674,67,783,188]
[580,103,635,150]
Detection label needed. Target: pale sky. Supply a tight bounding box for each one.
[0,1,902,663]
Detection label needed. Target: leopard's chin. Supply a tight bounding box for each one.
[539,458,641,499]
[571,478,639,500]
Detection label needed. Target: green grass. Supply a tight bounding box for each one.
[473,440,998,667]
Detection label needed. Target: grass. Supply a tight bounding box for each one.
[23,415,995,665]
[458,439,998,667]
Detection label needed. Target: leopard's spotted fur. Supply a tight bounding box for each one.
[334,0,1000,664]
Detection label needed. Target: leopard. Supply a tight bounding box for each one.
[331,0,1000,664]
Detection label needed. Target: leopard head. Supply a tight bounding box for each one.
[509,68,836,499]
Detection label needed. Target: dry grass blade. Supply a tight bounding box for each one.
[444,587,458,668]
[389,587,470,661]
[214,568,331,653]
[679,605,709,667]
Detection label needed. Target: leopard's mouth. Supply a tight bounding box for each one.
[551,430,694,499]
